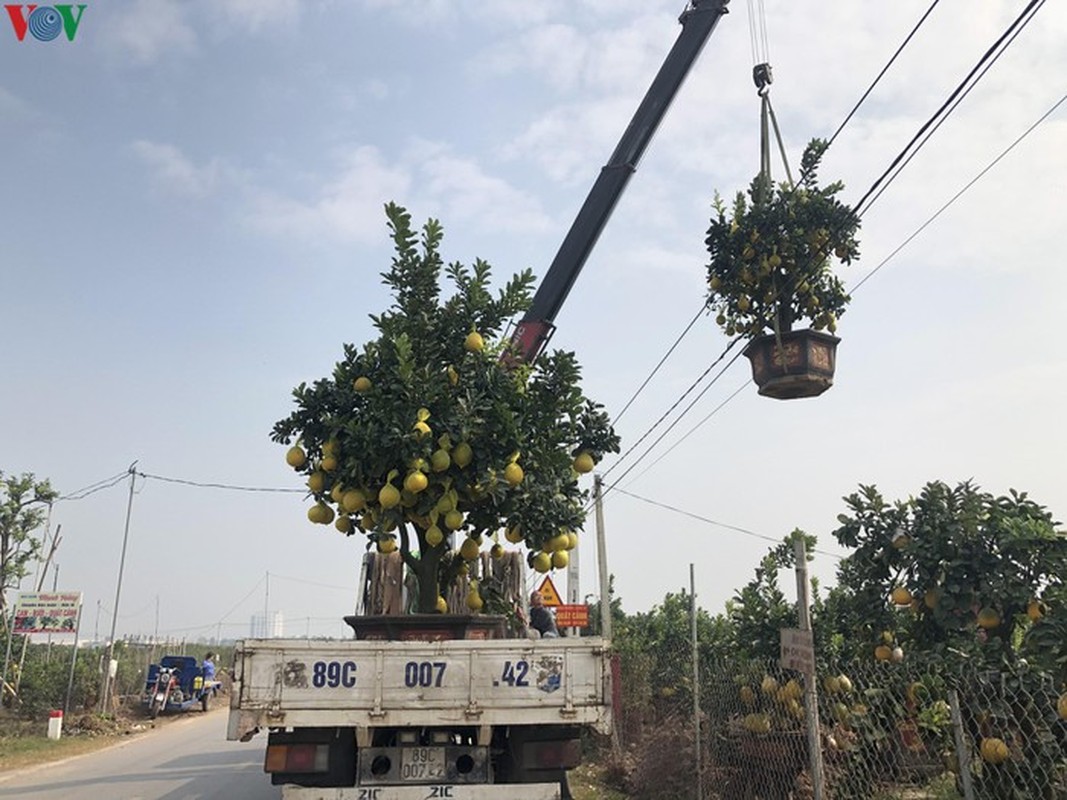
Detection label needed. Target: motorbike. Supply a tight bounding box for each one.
[142,655,219,718]
[146,665,180,719]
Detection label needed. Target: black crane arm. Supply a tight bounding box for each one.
[511,0,730,362]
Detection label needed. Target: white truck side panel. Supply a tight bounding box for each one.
[228,637,612,740]
[282,784,562,800]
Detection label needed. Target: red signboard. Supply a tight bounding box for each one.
[555,604,589,628]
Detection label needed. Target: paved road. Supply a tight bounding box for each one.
[0,708,281,800]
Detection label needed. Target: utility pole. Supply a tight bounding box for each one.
[593,475,612,641]
[100,462,137,714]
[263,571,270,638]
[691,563,702,800]
[794,535,826,800]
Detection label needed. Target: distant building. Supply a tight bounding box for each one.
[250,611,284,638]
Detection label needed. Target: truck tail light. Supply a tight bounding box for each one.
[265,743,330,774]
[523,738,581,770]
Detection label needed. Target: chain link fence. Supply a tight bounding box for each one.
[610,656,1067,800]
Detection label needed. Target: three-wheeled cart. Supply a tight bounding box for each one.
[143,655,221,718]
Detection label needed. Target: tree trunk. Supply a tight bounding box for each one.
[404,526,442,614]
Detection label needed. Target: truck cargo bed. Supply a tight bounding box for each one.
[227,637,612,741]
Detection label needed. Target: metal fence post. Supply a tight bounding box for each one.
[948,688,976,800]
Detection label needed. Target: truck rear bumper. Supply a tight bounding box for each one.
[282,784,562,800]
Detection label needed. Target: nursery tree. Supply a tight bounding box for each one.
[273,204,619,613]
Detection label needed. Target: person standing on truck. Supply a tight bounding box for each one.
[527,590,559,638]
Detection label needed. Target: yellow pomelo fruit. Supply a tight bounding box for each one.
[1056,692,1067,721]
[573,452,595,474]
[977,608,1001,629]
[425,525,444,548]
[308,502,334,525]
[286,445,307,468]
[330,484,346,504]
[1027,600,1045,622]
[505,525,523,544]
[353,376,372,392]
[551,550,569,569]
[466,588,483,612]
[342,489,366,513]
[566,532,578,550]
[452,442,473,468]
[504,463,524,486]
[459,537,480,561]
[490,543,504,559]
[378,537,397,554]
[378,484,401,510]
[413,421,431,440]
[464,331,484,352]
[444,509,464,530]
[404,472,428,494]
[307,471,327,494]
[531,552,552,574]
[891,587,912,606]
[321,455,338,472]
[431,449,451,472]
[435,596,448,614]
[760,675,778,696]
[335,516,352,534]
[874,645,892,662]
[979,737,1009,765]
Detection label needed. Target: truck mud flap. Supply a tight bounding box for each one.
[281,784,563,800]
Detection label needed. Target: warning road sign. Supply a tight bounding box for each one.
[536,576,562,607]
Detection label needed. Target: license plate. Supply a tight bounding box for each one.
[399,746,445,782]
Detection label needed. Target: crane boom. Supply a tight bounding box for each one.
[512,0,730,362]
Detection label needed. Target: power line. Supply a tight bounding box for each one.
[826,0,942,149]
[270,573,354,593]
[58,471,129,501]
[621,379,751,487]
[612,300,709,425]
[852,91,1067,294]
[612,487,843,560]
[602,337,743,479]
[854,0,1046,217]
[856,0,1045,217]
[599,4,948,486]
[136,471,304,494]
[599,346,746,504]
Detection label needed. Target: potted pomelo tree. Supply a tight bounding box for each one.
[273,203,619,632]
[705,139,861,399]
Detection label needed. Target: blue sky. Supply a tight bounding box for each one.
[3,0,1065,643]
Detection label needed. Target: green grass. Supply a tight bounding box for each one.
[0,732,121,773]
[569,763,630,800]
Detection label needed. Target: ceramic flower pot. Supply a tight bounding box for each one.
[742,329,840,400]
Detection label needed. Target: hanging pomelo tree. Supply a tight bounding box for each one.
[272,203,619,614]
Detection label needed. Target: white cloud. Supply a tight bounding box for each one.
[410,143,553,234]
[245,141,551,244]
[102,0,197,63]
[212,0,300,32]
[0,85,35,121]
[131,140,230,196]
[247,145,412,243]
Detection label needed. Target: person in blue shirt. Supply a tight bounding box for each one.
[202,652,217,682]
